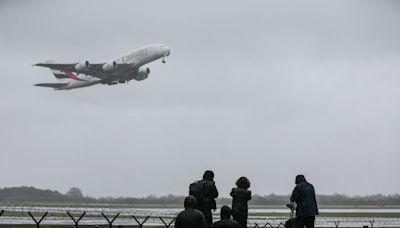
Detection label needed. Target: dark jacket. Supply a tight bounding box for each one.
[193,178,219,210]
[290,177,318,217]
[230,188,251,227]
[230,188,251,213]
[212,219,242,228]
[175,208,207,228]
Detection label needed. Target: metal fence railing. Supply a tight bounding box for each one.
[0,205,396,227]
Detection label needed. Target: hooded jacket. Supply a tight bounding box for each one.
[230,188,252,214]
[212,206,242,228]
[175,196,207,228]
[290,175,319,217]
[194,171,219,210]
[230,188,251,227]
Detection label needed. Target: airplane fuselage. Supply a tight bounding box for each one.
[34,44,170,90]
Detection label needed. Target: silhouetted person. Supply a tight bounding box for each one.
[189,170,219,228]
[290,175,318,228]
[211,205,241,228]
[230,177,252,228]
[175,196,207,228]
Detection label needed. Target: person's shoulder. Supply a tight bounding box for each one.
[299,181,309,188]
[176,209,187,217]
[231,219,242,227]
[193,208,205,216]
[231,187,251,196]
[226,219,242,228]
[213,220,238,228]
[304,181,315,189]
[247,189,252,197]
[203,179,216,188]
[211,220,222,227]
[204,179,215,184]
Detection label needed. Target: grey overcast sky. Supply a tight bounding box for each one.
[0,0,400,198]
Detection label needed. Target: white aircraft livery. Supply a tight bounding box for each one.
[34,44,171,90]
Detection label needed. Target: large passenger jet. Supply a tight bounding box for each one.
[33,44,170,90]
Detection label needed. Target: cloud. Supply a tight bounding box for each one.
[0,0,399,197]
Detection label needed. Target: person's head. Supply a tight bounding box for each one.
[184,195,197,209]
[203,170,214,181]
[295,175,306,185]
[236,176,251,189]
[220,205,232,220]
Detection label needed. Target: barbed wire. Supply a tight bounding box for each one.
[0,203,399,227]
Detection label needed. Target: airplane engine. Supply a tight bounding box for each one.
[134,67,150,81]
[75,60,90,71]
[102,61,117,72]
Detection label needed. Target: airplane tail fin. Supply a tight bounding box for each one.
[45,60,69,81]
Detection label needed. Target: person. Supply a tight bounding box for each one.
[211,205,242,228]
[290,175,319,228]
[230,177,252,228]
[175,195,207,228]
[189,170,219,228]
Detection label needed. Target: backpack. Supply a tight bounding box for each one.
[189,180,205,202]
[284,218,296,228]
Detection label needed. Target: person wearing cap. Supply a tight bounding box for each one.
[290,175,319,228]
[175,195,207,228]
[211,205,241,228]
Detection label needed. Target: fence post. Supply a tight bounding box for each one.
[101,212,120,228]
[28,211,48,228]
[132,215,150,228]
[369,219,375,228]
[67,211,86,228]
[159,217,175,228]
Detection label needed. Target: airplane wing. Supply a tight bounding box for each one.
[34,63,134,79]
[34,83,69,88]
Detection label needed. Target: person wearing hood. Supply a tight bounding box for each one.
[211,205,241,228]
[230,177,252,228]
[175,195,207,228]
[189,170,219,228]
[290,175,319,228]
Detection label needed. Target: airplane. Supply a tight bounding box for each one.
[33,44,171,90]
